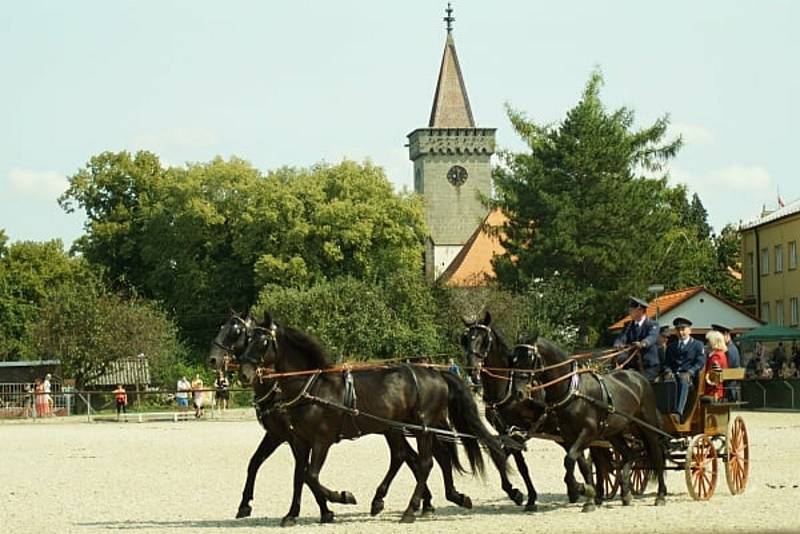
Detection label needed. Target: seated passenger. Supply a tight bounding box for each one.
[662,317,706,420]
[703,330,729,401]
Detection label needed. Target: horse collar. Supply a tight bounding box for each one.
[545,361,580,411]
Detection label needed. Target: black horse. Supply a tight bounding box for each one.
[509,334,668,511]
[237,314,508,525]
[207,313,358,520]
[461,311,603,510]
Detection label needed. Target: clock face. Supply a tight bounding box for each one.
[447,165,468,187]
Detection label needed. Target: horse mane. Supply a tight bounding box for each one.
[534,336,569,363]
[279,324,333,369]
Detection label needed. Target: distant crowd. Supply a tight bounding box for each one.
[744,341,800,380]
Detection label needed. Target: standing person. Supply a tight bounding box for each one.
[447,358,462,378]
[176,376,191,410]
[33,377,47,418]
[613,296,661,381]
[703,331,729,401]
[113,384,128,421]
[191,374,205,418]
[22,382,33,418]
[711,324,741,401]
[43,373,54,416]
[662,317,706,421]
[214,370,229,412]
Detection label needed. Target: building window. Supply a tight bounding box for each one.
[790,241,797,270]
[791,298,799,326]
[775,245,783,273]
[761,302,770,323]
[760,248,769,275]
[747,252,755,295]
[776,300,785,326]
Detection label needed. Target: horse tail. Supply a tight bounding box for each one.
[440,436,467,475]
[440,371,509,477]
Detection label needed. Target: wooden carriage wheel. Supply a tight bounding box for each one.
[630,457,651,496]
[602,448,621,499]
[725,415,750,495]
[685,434,718,500]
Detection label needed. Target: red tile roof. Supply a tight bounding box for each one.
[608,286,705,330]
[441,208,509,286]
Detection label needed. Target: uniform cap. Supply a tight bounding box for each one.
[710,323,731,334]
[628,296,649,309]
[659,325,671,335]
[672,317,692,328]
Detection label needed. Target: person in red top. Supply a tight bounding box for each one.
[113,384,128,421]
[704,330,729,401]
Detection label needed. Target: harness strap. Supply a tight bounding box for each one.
[339,368,362,440]
[402,363,426,431]
[571,391,672,440]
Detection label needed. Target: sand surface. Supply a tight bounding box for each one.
[2,410,798,533]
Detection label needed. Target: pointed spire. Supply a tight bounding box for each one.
[428,5,475,128]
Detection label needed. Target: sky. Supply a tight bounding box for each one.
[1,1,798,247]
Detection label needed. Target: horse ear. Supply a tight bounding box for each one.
[264,311,274,328]
[482,310,492,326]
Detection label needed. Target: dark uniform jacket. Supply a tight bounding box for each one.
[726,341,741,368]
[664,337,706,377]
[614,318,661,370]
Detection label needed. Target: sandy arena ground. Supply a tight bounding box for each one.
[1,410,798,534]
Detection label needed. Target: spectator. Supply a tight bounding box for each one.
[22,383,33,418]
[214,370,229,412]
[43,373,54,416]
[447,358,462,378]
[780,360,798,380]
[113,384,128,421]
[745,357,758,379]
[33,377,48,417]
[773,342,787,372]
[793,342,800,370]
[176,376,191,410]
[191,374,205,418]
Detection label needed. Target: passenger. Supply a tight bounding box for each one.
[613,296,660,381]
[662,317,706,420]
[703,331,729,401]
[711,324,741,401]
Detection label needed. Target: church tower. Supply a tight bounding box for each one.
[408,4,496,280]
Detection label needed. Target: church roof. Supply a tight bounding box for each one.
[428,33,475,128]
[440,208,509,286]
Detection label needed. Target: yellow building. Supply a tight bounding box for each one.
[740,199,800,326]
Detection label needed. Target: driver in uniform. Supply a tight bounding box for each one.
[614,296,661,381]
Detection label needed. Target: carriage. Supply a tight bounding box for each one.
[599,367,750,501]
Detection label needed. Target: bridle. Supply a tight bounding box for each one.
[240,323,279,368]
[463,323,494,363]
[212,315,251,354]
[512,341,579,411]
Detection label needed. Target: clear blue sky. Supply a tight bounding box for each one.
[2,1,798,247]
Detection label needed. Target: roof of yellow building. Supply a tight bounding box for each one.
[441,208,509,286]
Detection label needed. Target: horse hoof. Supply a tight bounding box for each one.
[524,502,538,512]
[511,489,525,506]
[655,496,666,506]
[421,505,435,518]
[399,511,416,524]
[461,495,473,509]
[341,491,357,505]
[236,505,252,519]
[280,516,297,527]
[320,511,335,524]
[622,495,632,506]
[582,503,596,513]
[370,500,384,516]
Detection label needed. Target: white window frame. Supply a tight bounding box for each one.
[761,302,771,323]
[775,245,783,273]
[789,241,797,270]
[776,300,785,326]
[790,297,799,326]
[747,252,756,295]
[761,247,770,275]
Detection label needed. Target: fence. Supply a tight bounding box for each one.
[742,378,800,410]
[0,386,255,421]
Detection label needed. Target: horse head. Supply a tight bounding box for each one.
[238,312,279,385]
[460,310,496,383]
[509,335,543,402]
[207,311,255,370]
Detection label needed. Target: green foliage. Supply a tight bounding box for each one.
[494,70,683,332]
[255,273,443,361]
[28,277,185,388]
[0,239,94,360]
[60,155,427,356]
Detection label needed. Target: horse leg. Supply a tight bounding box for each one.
[371,434,414,516]
[561,443,581,503]
[400,434,434,523]
[643,429,668,506]
[237,432,281,518]
[576,449,595,505]
[610,437,633,506]
[513,449,538,512]
[564,431,596,512]
[433,437,471,512]
[282,442,310,527]
[589,447,608,506]
[488,445,523,506]
[305,442,336,524]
